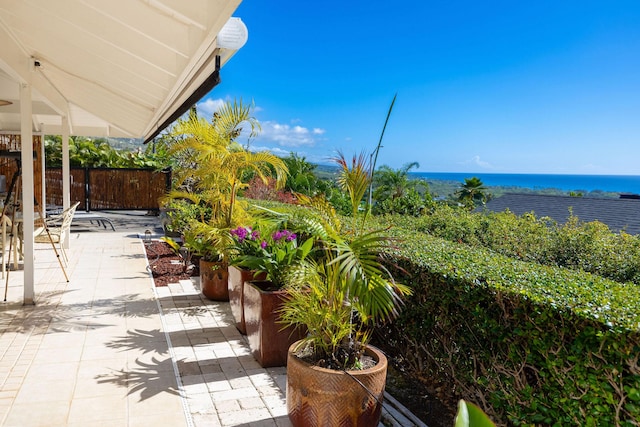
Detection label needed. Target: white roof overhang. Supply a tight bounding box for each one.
[0,0,247,141]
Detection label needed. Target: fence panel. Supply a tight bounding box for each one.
[45,167,170,211]
[45,168,86,209]
[0,134,43,211]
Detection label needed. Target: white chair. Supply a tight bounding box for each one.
[34,202,80,265]
[0,214,12,278]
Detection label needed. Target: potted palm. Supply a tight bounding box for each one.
[279,152,412,426]
[183,222,232,300]
[161,100,288,300]
[231,223,314,367]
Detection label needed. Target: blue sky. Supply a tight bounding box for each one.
[198,1,640,175]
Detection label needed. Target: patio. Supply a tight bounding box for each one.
[0,212,425,427]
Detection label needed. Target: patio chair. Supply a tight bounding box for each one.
[0,214,12,278]
[34,202,80,265]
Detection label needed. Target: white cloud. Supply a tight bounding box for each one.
[473,155,492,168]
[196,98,225,118]
[250,145,292,156]
[189,102,325,149]
[258,121,326,147]
[460,155,493,169]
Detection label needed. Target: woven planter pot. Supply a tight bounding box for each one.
[243,281,306,367]
[286,341,387,427]
[200,260,229,301]
[228,266,266,334]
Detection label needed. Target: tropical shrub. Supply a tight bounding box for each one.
[242,176,297,204]
[45,135,167,169]
[161,198,211,235]
[373,223,640,426]
[372,188,432,216]
[387,205,640,285]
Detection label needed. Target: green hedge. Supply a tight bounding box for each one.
[381,207,640,285]
[374,224,640,425]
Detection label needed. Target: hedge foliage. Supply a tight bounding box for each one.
[382,206,640,285]
[371,221,640,426]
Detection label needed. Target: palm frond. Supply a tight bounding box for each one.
[213,98,262,141]
[332,151,372,219]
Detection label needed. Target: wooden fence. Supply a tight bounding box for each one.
[0,134,43,211]
[45,167,171,211]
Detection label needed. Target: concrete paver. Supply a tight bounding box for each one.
[0,221,292,427]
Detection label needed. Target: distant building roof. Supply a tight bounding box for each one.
[479,193,640,235]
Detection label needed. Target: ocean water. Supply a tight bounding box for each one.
[412,172,640,195]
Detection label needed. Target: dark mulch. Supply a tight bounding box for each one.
[143,240,198,287]
[384,364,454,427]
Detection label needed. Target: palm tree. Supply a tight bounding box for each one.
[331,151,371,225]
[169,115,286,223]
[162,100,288,259]
[282,152,317,195]
[455,176,488,208]
[279,151,412,367]
[372,162,425,201]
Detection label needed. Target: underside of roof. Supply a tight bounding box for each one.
[0,0,246,141]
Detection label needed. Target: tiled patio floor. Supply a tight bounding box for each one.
[0,216,425,427]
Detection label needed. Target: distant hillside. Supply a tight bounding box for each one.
[313,163,340,180]
[309,163,621,200]
[106,137,145,152]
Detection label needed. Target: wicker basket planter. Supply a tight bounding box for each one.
[200,259,229,301]
[286,341,387,427]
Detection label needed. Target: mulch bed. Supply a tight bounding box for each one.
[143,240,198,287]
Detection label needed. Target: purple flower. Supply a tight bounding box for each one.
[250,230,260,241]
[260,241,268,249]
[233,226,253,241]
[273,229,297,242]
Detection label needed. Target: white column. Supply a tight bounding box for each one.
[39,131,46,217]
[20,83,35,305]
[61,118,71,249]
[62,118,70,211]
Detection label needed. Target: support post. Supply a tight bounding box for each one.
[20,83,35,305]
[40,131,45,218]
[62,116,70,249]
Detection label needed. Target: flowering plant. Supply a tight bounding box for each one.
[229,225,314,288]
[229,226,266,257]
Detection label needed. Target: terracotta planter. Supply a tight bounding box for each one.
[286,341,387,427]
[200,259,229,301]
[228,266,266,334]
[243,281,306,367]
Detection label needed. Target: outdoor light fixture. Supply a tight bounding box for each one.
[0,100,12,107]
[144,229,152,245]
[216,17,248,50]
